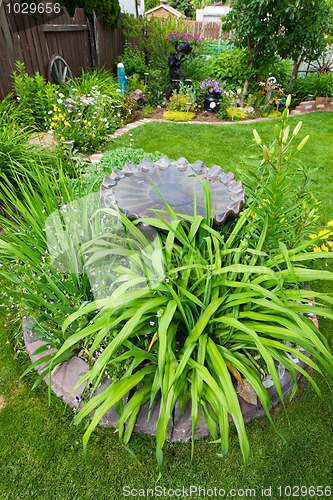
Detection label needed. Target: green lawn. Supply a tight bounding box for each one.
[106,112,333,224]
[1,112,333,499]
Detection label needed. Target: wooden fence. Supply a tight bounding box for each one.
[0,0,126,101]
[185,20,226,41]
[0,0,227,101]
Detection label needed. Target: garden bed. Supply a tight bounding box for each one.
[22,315,315,443]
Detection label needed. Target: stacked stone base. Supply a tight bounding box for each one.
[22,317,316,442]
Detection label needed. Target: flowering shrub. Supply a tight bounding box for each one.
[167,93,197,113]
[49,88,119,154]
[166,31,203,48]
[200,78,226,95]
[226,106,247,120]
[257,77,285,106]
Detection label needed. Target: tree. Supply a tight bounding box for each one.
[57,0,121,27]
[168,0,194,18]
[192,0,213,8]
[222,0,332,99]
[145,0,160,10]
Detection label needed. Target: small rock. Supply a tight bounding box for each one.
[128,90,148,108]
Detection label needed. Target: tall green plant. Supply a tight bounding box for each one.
[240,94,320,250]
[0,97,56,194]
[0,161,95,378]
[12,61,58,132]
[49,190,333,476]
[123,14,190,70]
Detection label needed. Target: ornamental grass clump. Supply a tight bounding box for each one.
[1,98,333,477]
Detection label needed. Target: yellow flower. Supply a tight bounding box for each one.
[321,244,329,252]
[60,136,65,141]
[309,234,317,239]
[64,121,71,127]
[318,229,331,238]
[50,122,56,128]
[88,122,91,125]
[314,247,321,252]
[327,220,333,227]
[63,150,67,155]
[92,133,95,137]
[250,211,256,219]
[83,119,87,124]
[328,241,333,248]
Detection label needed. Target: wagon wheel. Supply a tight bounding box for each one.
[47,55,73,84]
[306,49,333,74]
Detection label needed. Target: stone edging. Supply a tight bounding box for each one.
[22,313,317,442]
[291,97,333,115]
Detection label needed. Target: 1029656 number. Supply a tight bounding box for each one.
[277,486,332,497]
[5,2,61,15]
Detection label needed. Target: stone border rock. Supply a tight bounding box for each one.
[23,312,318,443]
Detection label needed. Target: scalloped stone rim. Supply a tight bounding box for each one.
[100,156,246,227]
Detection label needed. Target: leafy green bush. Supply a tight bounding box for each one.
[126,73,146,93]
[167,93,197,113]
[289,72,333,103]
[142,105,153,118]
[120,96,137,125]
[69,147,168,196]
[145,68,170,107]
[163,110,195,121]
[207,46,292,95]
[67,68,119,98]
[123,14,190,71]
[12,61,58,132]
[118,42,148,78]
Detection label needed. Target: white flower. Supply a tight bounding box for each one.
[57,99,63,104]
[58,93,64,98]
[237,88,242,95]
[210,101,216,109]
[48,110,53,114]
